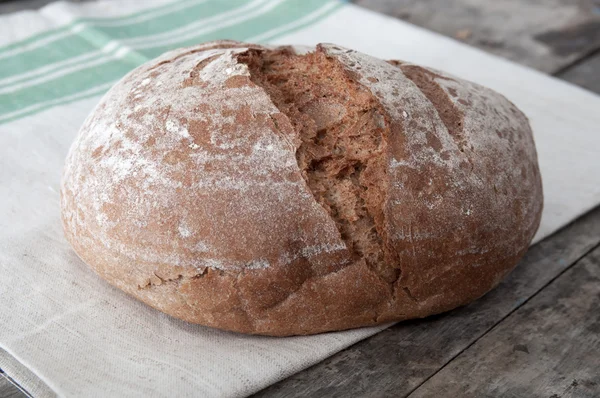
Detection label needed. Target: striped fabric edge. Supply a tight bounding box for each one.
[0,0,247,77]
[0,0,262,88]
[0,0,196,54]
[0,0,344,125]
[0,0,327,116]
[0,0,328,111]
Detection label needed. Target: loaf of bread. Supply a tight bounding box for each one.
[60,41,543,336]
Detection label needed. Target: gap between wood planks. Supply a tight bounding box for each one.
[0,373,30,398]
[405,240,600,397]
[554,47,600,78]
[408,244,600,397]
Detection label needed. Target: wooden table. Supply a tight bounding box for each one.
[2,0,599,397]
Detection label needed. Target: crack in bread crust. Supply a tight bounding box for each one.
[238,47,399,285]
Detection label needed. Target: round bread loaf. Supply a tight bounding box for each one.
[60,41,543,336]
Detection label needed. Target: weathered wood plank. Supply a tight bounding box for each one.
[253,206,600,398]
[0,374,25,398]
[558,51,600,95]
[409,245,600,398]
[0,0,87,14]
[352,0,600,74]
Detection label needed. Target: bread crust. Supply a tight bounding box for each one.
[60,41,543,336]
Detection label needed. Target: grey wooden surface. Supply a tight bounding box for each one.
[0,376,22,398]
[354,0,600,75]
[410,246,600,398]
[0,0,599,397]
[560,52,600,94]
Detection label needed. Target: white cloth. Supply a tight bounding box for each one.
[0,1,599,397]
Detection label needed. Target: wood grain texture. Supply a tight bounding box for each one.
[353,0,600,74]
[558,51,600,94]
[0,375,25,398]
[0,0,87,13]
[253,206,600,397]
[409,245,600,398]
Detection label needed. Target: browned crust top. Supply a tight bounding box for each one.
[60,41,543,336]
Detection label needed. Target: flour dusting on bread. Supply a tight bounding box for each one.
[60,41,542,336]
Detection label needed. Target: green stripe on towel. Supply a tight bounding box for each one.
[0,0,344,124]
